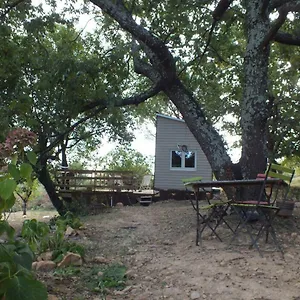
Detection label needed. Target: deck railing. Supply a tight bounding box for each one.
[54,169,138,193]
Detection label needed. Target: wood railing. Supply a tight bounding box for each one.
[54,169,138,193]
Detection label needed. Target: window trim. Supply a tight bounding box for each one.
[170,150,197,171]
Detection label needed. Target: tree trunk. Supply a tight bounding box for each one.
[36,132,67,215]
[22,200,27,216]
[61,142,68,168]
[240,0,270,179]
[36,163,66,215]
[163,79,237,199]
[164,79,234,177]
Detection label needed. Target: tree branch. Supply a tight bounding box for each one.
[178,0,233,76]
[261,5,288,48]
[274,31,300,45]
[270,0,300,10]
[0,0,27,20]
[38,83,163,158]
[131,40,162,81]
[82,81,162,111]
[212,0,233,20]
[89,0,176,79]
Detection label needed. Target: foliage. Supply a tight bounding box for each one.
[0,240,48,300]
[51,211,83,231]
[21,212,85,262]
[82,264,127,295]
[21,219,50,253]
[281,156,300,176]
[51,241,85,263]
[100,146,153,182]
[101,264,126,289]
[0,129,47,299]
[53,265,81,277]
[47,213,85,262]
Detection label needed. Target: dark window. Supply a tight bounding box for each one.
[171,150,196,169]
[171,151,182,168]
[185,151,195,168]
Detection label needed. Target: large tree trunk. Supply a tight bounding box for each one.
[36,162,67,215]
[240,0,270,179]
[164,79,233,178]
[36,133,67,215]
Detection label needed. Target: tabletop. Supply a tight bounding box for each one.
[184,178,283,189]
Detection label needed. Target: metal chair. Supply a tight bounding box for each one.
[230,163,295,256]
[183,177,233,245]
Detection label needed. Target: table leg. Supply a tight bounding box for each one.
[195,187,200,246]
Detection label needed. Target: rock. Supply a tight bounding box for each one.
[57,252,83,268]
[65,226,76,237]
[125,269,137,279]
[48,295,59,300]
[97,271,104,277]
[93,256,109,264]
[116,202,124,207]
[32,261,56,272]
[38,251,53,261]
[122,286,132,293]
[163,240,175,245]
[127,248,136,255]
[285,253,295,260]
[190,291,201,299]
[164,287,181,297]
[295,282,300,288]
[291,232,298,239]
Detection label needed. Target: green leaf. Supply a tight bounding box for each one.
[5,276,48,300]
[5,194,16,211]
[0,220,15,241]
[0,244,15,263]
[8,164,20,181]
[0,179,17,200]
[19,163,33,180]
[13,251,33,270]
[11,154,18,165]
[26,151,37,166]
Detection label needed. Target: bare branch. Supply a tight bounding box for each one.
[82,81,162,111]
[178,20,217,76]
[89,0,176,79]
[270,0,300,10]
[274,31,300,45]
[212,0,233,20]
[261,5,288,48]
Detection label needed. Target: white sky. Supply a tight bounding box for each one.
[98,123,156,159]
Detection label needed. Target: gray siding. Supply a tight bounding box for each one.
[154,115,212,190]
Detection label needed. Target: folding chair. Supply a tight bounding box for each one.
[196,198,234,245]
[182,177,233,245]
[182,176,204,211]
[139,174,153,191]
[230,163,295,256]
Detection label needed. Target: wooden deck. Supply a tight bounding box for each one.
[55,169,138,195]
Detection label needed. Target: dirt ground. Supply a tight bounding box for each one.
[9,200,300,300]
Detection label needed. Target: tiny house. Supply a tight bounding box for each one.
[154,114,212,193]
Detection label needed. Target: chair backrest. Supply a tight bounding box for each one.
[140,174,153,190]
[182,176,202,186]
[263,163,295,204]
